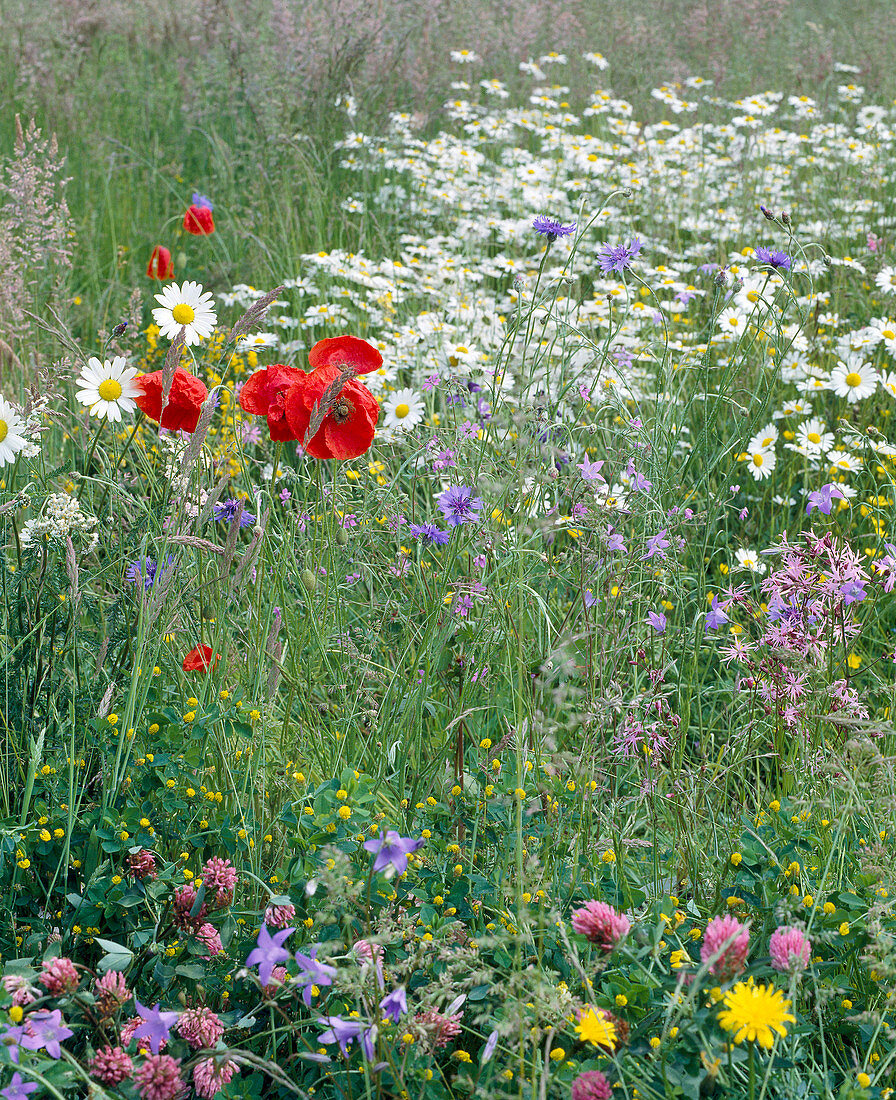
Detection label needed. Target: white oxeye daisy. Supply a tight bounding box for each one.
[151,280,217,346]
[828,360,877,403]
[795,418,834,454]
[716,307,748,339]
[0,396,30,466]
[383,388,425,431]
[874,267,896,294]
[75,356,141,421]
[734,548,766,575]
[236,332,278,352]
[744,446,776,481]
[748,423,778,452]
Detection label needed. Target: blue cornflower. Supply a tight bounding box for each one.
[438,485,484,528]
[409,522,451,545]
[192,191,214,210]
[753,245,791,270]
[126,555,174,591]
[597,236,643,274]
[214,498,256,527]
[532,215,577,242]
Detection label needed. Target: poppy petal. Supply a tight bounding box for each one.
[308,336,382,376]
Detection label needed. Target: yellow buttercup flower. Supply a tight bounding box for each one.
[718,979,795,1049]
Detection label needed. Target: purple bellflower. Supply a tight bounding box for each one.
[380,987,408,1023]
[806,482,845,516]
[132,1002,179,1056]
[294,945,338,1007]
[246,924,294,987]
[364,831,425,876]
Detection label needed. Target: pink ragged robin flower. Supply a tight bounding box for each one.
[570,900,631,951]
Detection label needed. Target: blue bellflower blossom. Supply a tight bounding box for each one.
[364,830,425,876]
[317,1016,377,1060]
[132,1001,179,1056]
[213,498,256,527]
[753,245,791,270]
[806,482,845,516]
[438,485,484,528]
[598,236,643,274]
[380,986,408,1023]
[246,924,295,987]
[20,1010,74,1061]
[294,945,338,1007]
[1,1073,39,1100]
[532,215,576,242]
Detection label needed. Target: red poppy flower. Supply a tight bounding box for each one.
[284,364,379,459]
[135,367,209,433]
[239,364,305,441]
[183,204,215,235]
[146,245,174,280]
[182,645,219,672]
[307,335,382,376]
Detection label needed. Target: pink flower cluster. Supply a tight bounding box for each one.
[264,902,296,929]
[201,857,237,907]
[572,1070,613,1100]
[89,1045,133,1086]
[701,915,750,980]
[39,956,79,996]
[177,1006,224,1050]
[414,1009,462,1049]
[570,900,631,951]
[193,1056,238,1099]
[769,925,811,974]
[94,970,130,1018]
[133,1053,183,1100]
[128,849,158,880]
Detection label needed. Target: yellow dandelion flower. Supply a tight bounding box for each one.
[718,980,795,1049]
[575,1009,617,1050]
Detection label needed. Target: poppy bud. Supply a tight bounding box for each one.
[335,528,349,546]
[146,245,174,280]
[300,569,317,593]
[183,205,215,235]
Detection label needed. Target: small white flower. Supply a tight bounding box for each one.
[152,280,217,346]
[0,396,31,466]
[734,548,766,575]
[382,388,425,431]
[236,332,278,352]
[75,356,141,421]
[716,307,748,338]
[748,424,778,452]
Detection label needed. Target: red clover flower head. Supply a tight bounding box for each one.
[701,915,750,980]
[38,957,79,996]
[570,900,631,950]
[769,925,811,974]
[133,1053,184,1100]
[89,1046,133,1086]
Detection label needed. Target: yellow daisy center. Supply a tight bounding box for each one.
[753,454,764,467]
[883,330,895,340]
[728,317,740,327]
[395,403,410,419]
[807,432,821,444]
[0,419,8,444]
[172,303,196,325]
[98,379,123,401]
[845,372,862,387]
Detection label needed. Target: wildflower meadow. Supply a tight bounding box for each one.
[3,2,896,1098]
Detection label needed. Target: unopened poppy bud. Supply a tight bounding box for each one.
[301,568,317,593]
[146,245,174,280]
[335,528,349,546]
[111,321,128,338]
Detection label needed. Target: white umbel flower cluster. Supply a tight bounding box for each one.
[20,493,99,552]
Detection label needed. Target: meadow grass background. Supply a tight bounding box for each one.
[1,2,896,1098]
